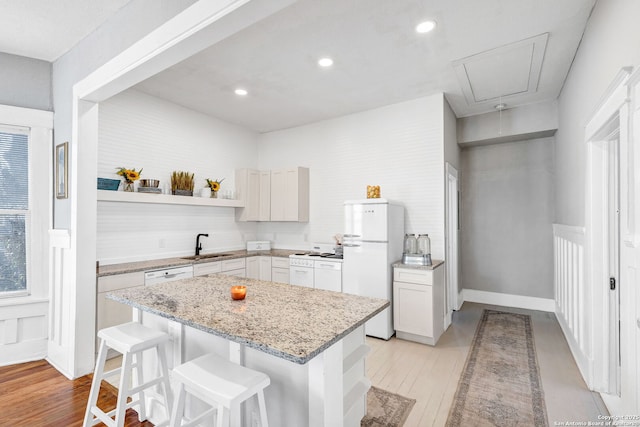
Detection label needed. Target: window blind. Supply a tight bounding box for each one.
[0,131,29,209]
[0,130,29,293]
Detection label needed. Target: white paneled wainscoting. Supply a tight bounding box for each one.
[552,224,591,387]
[0,299,48,366]
[45,229,75,378]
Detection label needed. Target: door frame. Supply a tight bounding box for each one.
[584,68,630,395]
[445,162,459,328]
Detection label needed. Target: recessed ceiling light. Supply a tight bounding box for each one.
[234,88,248,96]
[416,20,436,34]
[318,57,334,67]
[494,103,507,111]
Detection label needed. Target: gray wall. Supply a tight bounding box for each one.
[555,0,640,226]
[0,52,51,111]
[460,137,555,299]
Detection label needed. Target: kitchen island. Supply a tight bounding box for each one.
[108,275,388,427]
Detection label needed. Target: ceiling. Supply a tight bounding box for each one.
[134,0,596,133]
[0,0,132,62]
[0,0,595,131]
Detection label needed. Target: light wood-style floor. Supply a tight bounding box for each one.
[0,302,607,427]
[367,302,609,426]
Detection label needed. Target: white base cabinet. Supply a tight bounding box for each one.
[96,271,144,356]
[221,258,246,277]
[246,256,272,281]
[194,258,246,277]
[393,263,445,346]
[271,256,290,284]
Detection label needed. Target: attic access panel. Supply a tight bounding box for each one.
[453,33,548,104]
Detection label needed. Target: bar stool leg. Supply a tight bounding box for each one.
[216,403,227,427]
[114,351,133,427]
[83,339,109,427]
[133,351,147,421]
[257,390,269,427]
[157,342,174,414]
[169,383,186,427]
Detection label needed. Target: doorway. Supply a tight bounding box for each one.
[445,163,459,328]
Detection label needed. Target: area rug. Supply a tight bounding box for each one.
[446,309,548,427]
[361,386,416,427]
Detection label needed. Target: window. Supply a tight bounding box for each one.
[0,128,29,296]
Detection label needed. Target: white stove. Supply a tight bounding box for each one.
[289,244,343,291]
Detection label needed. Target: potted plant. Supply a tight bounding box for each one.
[171,171,194,196]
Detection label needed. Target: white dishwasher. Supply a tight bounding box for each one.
[144,265,193,285]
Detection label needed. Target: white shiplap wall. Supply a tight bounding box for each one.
[97,91,448,263]
[257,95,446,258]
[97,90,260,264]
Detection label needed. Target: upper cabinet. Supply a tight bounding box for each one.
[236,167,309,222]
[271,167,309,222]
[259,171,271,221]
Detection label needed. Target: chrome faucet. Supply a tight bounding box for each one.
[195,233,209,256]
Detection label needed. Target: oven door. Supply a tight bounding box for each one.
[289,265,314,288]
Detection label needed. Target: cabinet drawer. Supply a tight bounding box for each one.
[221,268,246,277]
[98,271,145,292]
[193,261,221,276]
[271,256,290,269]
[221,258,246,271]
[393,268,433,285]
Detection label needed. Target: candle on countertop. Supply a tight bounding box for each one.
[231,285,247,300]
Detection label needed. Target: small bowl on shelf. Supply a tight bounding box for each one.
[139,179,160,188]
[230,285,247,300]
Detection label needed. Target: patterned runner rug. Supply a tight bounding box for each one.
[446,309,548,427]
[362,386,416,427]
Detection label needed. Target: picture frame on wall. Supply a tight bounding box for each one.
[55,142,68,199]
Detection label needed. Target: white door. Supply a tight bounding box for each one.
[445,163,459,329]
[607,138,621,396]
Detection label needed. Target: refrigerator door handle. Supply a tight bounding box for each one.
[342,243,361,247]
[343,234,361,238]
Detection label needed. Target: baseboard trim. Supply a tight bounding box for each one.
[462,289,555,312]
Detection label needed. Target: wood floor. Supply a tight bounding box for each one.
[0,302,607,427]
[367,302,609,426]
[0,359,152,427]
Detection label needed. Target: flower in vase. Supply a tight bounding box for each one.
[206,178,225,192]
[116,167,143,183]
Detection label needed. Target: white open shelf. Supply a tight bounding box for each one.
[97,190,245,208]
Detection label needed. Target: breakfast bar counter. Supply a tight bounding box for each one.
[109,275,388,426]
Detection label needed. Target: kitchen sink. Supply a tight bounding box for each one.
[181,253,234,261]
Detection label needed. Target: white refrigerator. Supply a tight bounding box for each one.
[343,199,404,339]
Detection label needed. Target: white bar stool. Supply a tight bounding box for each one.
[83,322,173,427]
[170,353,270,427]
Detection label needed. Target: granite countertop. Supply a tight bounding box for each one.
[391,259,445,270]
[108,275,388,364]
[98,249,301,277]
